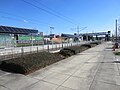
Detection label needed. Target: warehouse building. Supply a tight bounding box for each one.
[0,25,43,48]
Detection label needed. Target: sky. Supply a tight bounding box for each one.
[0,0,120,35]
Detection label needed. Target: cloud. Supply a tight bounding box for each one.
[23,20,28,23]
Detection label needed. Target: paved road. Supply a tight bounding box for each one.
[0,42,120,90]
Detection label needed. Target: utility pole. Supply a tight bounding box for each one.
[71,26,87,36]
[115,19,119,48]
[116,19,117,42]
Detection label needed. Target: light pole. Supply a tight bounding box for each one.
[50,27,54,34]
[50,27,54,49]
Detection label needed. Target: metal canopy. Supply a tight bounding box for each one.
[82,32,108,36]
[0,26,38,34]
[61,34,78,38]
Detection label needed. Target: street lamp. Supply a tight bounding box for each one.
[50,27,54,34]
[50,27,54,49]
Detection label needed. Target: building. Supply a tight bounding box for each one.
[0,25,43,48]
[61,33,79,42]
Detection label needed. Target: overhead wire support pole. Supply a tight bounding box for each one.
[115,19,119,49]
[116,19,118,42]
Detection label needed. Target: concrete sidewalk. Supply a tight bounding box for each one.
[0,42,120,90]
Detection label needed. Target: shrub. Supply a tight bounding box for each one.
[91,41,101,44]
[0,42,101,75]
[0,52,63,75]
[64,46,81,54]
[59,49,74,57]
[90,43,97,47]
[81,44,92,48]
[114,52,120,55]
[90,42,98,45]
[79,46,90,51]
[59,45,91,57]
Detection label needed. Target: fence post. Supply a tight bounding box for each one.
[56,45,57,50]
[47,45,49,52]
[11,49,14,59]
[62,43,63,48]
[51,40,53,50]
[59,44,60,49]
[30,46,31,54]
[21,47,24,56]
[3,53,5,60]
[42,41,44,51]
[37,46,38,53]
[42,44,44,51]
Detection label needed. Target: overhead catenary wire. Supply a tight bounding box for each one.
[21,0,76,25]
[0,10,51,26]
[0,16,43,28]
[0,16,42,26]
[33,0,76,23]
[1,16,22,22]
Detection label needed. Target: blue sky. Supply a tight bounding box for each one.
[0,0,120,35]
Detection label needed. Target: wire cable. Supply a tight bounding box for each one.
[0,10,51,26]
[33,0,76,23]
[21,0,76,25]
